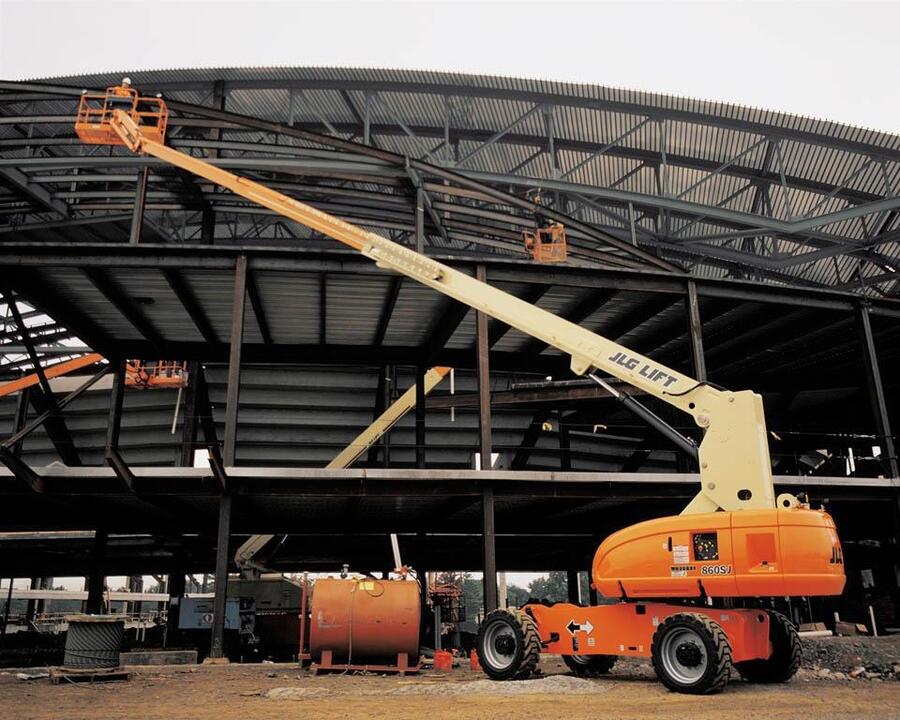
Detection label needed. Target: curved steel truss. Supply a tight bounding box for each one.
[0,68,899,294]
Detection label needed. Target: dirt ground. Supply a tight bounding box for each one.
[3,648,900,720]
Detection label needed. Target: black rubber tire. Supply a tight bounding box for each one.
[477,609,541,681]
[734,610,800,683]
[563,653,617,677]
[651,612,733,695]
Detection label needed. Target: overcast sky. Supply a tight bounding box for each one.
[1,0,899,133]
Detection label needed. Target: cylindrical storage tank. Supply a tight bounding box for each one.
[309,578,420,664]
[63,615,124,669]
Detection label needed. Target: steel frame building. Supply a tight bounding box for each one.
[0,69,898,654]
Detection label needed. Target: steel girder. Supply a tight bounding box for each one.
[1,76,899,293]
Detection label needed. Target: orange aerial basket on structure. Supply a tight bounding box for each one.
[523,222,567,263]
[125,360,189,390]
[75,79,169,146]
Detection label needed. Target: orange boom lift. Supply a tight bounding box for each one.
[75,84,845,694]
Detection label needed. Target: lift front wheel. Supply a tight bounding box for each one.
[563,653,617,677]
[734,611,800,683]
[477,609,541,681]
[651,613,733,694]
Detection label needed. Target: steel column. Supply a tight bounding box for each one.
[103,359,134,491]
[200,81,225,244]
[129,166,149,245]
[105,359,125,451]
[210,256,246,659]
[558,411,572,471]
[85,529,107,614]
[179,361,201,467]
[476,266,492,472]
[567,569,580,604]
[3,291,80,465]
[415,364,426,468]
[209,493,232,659]
[685,280,707,381]
[165,558,186,648]
[476,265,497,612]
[223,257,247,466]
[415,187,425,253]
[11,386,29,458]
[859,303,898,479]
[1,578,12,642]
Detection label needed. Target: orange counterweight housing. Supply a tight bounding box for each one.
[309,578,420,665]
[592,507,845,600]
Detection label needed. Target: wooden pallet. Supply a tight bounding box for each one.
[313,650,420,675]
[49,666,132,684]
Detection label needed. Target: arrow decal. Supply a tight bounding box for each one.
[566,619,595,635]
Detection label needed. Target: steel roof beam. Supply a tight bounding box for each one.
[162,268,220,346]
[373,276,402,346]
[172,120,883,208]
[245,269,273,345]
[2,291,81,466]
[465,170,900,241]
[47,76,894,164]
[155,97,681,273]
[3,240,897,313]
[421,299,471,365]
[0,166,68,217]
[519,287,617,357]
[0,267,117,357]
[83,268,165,350]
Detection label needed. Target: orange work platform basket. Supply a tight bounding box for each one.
[523,222,567,263]
[75,82,168,146]
[125,360,189,390]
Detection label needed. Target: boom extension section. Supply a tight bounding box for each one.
[101,103,778,515]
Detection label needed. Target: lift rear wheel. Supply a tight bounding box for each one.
[651,613,732,694]
[477,609,541,681]
[734,610,800,683]
[563,653,617,677]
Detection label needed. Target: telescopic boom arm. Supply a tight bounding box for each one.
[104,105,782,515]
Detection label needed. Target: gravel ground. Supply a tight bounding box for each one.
[0,637,898,720]
[265,673,608,698]
[799,635,900,681]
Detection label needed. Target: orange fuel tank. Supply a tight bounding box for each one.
[309,577,420,664]
[592,507,845,600]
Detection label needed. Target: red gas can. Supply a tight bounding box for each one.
[433,649,453,672]
[469,649,482,672]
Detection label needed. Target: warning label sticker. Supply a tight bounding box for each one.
[672,544,690,564]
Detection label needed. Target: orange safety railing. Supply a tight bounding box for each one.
[75,83,168,146]
[523,222,567,263]
[125,360,189,390]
